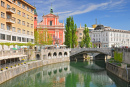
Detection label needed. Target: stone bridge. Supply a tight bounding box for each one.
[70,48,112,60]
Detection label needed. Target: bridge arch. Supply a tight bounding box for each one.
[95,54,106,60]
[48,52,51,57]
[64,52,68,56]
[59,52,62,56]
[36,54,40,60]
[64,67,68,71]
[59,68,62,73]
[53,52,57,57]
[53,69,57,74]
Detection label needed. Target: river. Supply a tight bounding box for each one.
[0,60,129,87]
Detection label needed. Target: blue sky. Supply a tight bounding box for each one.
[27,0,130,30]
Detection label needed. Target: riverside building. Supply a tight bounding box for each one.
[0,0,35,50]
[89,25,130,48]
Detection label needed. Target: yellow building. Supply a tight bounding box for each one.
[0,0,35,49]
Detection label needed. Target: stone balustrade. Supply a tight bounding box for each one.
[0,50,25,59]
[40,48,71,60]
[71,48,111,56]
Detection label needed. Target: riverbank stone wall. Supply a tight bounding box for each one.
[106,62,130,82]
[0,57,70,84]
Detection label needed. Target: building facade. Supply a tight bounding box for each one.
[77,24,94,44]
[34,7,65,45]
[89,25,130,48]
[0,0,35,49]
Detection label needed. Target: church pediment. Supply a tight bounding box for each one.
[44,14,57,17]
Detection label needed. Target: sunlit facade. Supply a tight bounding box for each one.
[0,0,35,50]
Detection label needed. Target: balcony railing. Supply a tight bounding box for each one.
[6,8,15,14]
[6,18,15,24]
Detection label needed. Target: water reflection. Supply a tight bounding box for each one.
[0,62,70,87]
[0,61,130,87]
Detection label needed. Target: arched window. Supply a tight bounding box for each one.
[34,17,37,20]
[50,21,52,26]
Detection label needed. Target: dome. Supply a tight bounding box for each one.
[94,25,105,30]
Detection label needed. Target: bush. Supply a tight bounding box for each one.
[117,63,121,66]
[114,51,123,63]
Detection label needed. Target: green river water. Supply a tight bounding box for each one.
[0,60,129,87]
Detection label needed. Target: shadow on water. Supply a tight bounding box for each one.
[107,71,130,87]
[95,60,106,68]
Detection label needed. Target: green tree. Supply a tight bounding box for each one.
[38,28,52,45]
[80,40,84,48]
[34,30,39,45]
[72,23,78,48]
[65,16,78,48]
[94,44,97,48]
[65,17,72,48]
[90,42,92,48]
[82,24,91,48]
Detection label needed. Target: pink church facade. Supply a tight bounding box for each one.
[34,8,65,45]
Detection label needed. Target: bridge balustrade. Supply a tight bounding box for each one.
[71,48,112,56]
[41,48,71,59]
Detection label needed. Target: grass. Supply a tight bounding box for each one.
[108,58,122,66]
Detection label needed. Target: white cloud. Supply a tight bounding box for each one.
[31,0,126,21]
[53,11,72,14]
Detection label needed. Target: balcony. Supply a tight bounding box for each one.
[6,18,15,24]
[6,8,15,14]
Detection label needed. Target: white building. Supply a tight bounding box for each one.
[89,25,130,48]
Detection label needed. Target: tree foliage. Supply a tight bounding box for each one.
[80,24,91,48]
[34,30,39,45]
[114,51,123,62]
[80,40,84,48]
[65,16,78,48]
[34,28,52,45]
